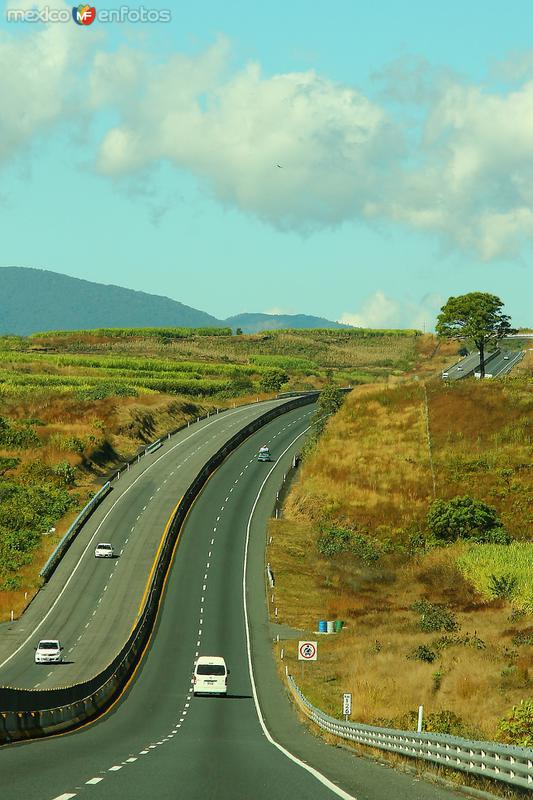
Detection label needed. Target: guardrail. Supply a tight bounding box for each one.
[40,482,112,580]
[287,676,533,791]
[0,392,318,744]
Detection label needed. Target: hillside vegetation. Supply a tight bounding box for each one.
[269,376,532,744]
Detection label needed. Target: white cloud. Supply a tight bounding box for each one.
[340,292,443,330]
[3,24,533,260]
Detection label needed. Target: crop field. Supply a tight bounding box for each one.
[270,375,533,743]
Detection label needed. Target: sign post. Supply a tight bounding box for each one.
[342,692,352,722]
[298,640,318,681]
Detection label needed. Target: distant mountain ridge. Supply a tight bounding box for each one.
[0,267,349,335]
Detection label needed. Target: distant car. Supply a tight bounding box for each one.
[441,372,449,379]
[35,639,63,664]
[258,445,271,462]
[94,542,114,558]
[193,656,229,696]
[457,366,463,371]
[503,355,509,360]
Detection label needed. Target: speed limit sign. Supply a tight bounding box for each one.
[298,641,318,661]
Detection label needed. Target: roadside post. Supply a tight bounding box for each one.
[298,640,318,680]
[343,692,352,722]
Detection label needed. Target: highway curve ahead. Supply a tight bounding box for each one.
[2,406,463,800]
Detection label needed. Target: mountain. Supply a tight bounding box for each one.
[0,267,349,335]
[225,313,350,333]
[0,267,222,335]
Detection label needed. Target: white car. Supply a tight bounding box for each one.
[193,656,229,696]
[35,639,63,664]
[94,542,114,558]
[258,445,271,462]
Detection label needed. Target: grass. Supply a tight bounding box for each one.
[457,543,533,610]
[270,376,533,743]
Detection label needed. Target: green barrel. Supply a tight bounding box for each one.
[334,620,343,632]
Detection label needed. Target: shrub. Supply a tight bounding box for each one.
[0,527,41,574]
[1,574,22,590]
[512,631,533,647]
[411,600,459,633]
[408,644,437,663]
[317,526,380,563]
[0,457,20,476]
[0,416,41,449]
[498,700,533,747]
[427,496,510,544]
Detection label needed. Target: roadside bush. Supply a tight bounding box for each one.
[317,526,380,563]
[1,575,22,590]
[427,496,511,544]
[498,700,533,747]
[0,527,41,575]
[411,600,459,633]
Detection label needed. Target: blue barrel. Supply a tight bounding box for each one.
[318,620,327,633]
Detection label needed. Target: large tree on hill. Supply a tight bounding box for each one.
[436,293,515,378]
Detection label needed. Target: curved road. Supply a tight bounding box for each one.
[0,398,297,689]
[3,407,463,800]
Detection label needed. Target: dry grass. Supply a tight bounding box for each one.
[269,377,533,741]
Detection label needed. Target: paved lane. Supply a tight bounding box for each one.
[2,406,463,800]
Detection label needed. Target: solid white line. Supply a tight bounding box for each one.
[242,425,356,800]
[0,404,286,670]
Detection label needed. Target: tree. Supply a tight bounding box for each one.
[235,327,243,335]
[427,496,511,544]
[259,368,288,393]
[436,293,515,378]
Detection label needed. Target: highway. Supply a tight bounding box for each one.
[476,350,523,377]
[441,350,481,380]
[1,406,462,800]
[0,398,299,690]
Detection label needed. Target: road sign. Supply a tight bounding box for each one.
[343,693,352,718]
[298,641,317,661]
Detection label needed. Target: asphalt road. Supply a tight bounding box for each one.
[479,350,523,377]
[2,406,464,800]
[0,397,298,690]
[441,351,481,380]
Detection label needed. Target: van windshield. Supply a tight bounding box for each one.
[197,665,225,675]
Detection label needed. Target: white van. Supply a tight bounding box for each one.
[193,656,229,696]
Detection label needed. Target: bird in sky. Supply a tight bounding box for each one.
[276,163,283,168]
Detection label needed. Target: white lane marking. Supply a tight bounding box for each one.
[230,487,233,493]
[0,406,288,671]
[52,794,77,800]
[201,596,204,602]
[206,562,210,569]
[77,635,82,641]
[185,703,190,709]
[208,551,212,557]
[211,538,214,545]
[202,584,206,591]
[103,585,108,591]
[213,527,217,532]
[109,766,122,771]
[125,538,129,544]
[86,777,103,785]
[125,757,137,763]
[196,640,200,647]
[34,682,40,687]
[242,425,355,800]
[198,629,202,635]
[216,516,220,522]
[204,574,207,580]
[85,623,90,629]
[68,647,74,653]
[240,471,244,476]
[225,496,229,502]
[136,515,140,521]
[139,750,149,755]
[149,745,157,749]
[47,671,53,676]
[92,610,96,616]
[142,505,147,511]
[149,496,154,501]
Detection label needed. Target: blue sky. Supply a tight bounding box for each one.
[1,0,532,328]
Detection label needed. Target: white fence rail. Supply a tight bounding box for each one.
[287,676,533,791]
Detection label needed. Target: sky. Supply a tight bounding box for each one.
[1,0,532,329]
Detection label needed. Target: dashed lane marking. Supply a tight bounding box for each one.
[86,778,103,785]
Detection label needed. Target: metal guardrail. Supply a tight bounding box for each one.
[287,676,533,791]
[40,482,112,580]
[0,393,318,744]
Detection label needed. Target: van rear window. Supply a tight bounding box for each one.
[197,665,225,675]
